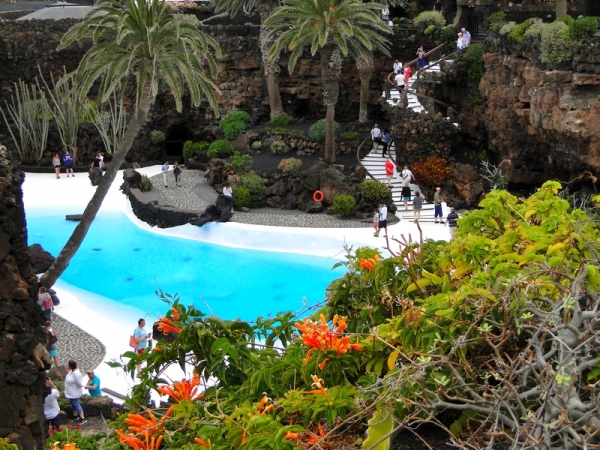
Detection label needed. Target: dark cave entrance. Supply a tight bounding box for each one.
[165,126,192,163]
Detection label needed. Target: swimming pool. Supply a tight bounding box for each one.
[26,206,345,322]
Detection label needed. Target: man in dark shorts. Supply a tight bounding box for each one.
[375,202,388,237]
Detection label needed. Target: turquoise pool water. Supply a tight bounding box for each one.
[26,207,344,322]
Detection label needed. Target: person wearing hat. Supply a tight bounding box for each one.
[375,202,388,237]
[84,369,102,397]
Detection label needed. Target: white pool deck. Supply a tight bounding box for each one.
[23,166,451,398]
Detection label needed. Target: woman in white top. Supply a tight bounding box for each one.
[44,377,61,430]
[64,359,86,424]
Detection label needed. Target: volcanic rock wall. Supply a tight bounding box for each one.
[0,146,48,449]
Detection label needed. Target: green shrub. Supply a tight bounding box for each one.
[488,11,506,32]
[233,186,251,208]
[270,140,290,155]
[278,157,303,175]
[524,22,547,39]
[568,16,598,40]
[360,179,391,201]
[149,129,166,145]
[340,131,359,139]
[500,21,516,35]
[509,20,530,42]
[332,194,356,218]
[183,140,208,159]
[270,113,294,127]
[139,174,152,192]
[440,26,457,45]
[226,152,253,174]
[240,171,266,203]
[251,140,262,150]
[219,110,250,140]
[413,11,446,29]
[465,43,485,81]
[308,119,340,142]
[222,120,246,140]
[264,126,305,136]
[541,21,581,69]
[424,24,436,36]
[207,140,235,159]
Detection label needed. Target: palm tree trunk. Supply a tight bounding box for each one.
[39,93,153,288]
[259,5,283,119]
[556,0,567,18]
[320,44,343,164]
[356,52,373,123]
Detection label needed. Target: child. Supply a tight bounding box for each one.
[44,321,59,367]
[372,209,380,236]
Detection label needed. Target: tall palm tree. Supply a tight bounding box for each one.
[266,0,390,163]
[556,0,567,17]
[214,0,283,119]
[40,0,221,288]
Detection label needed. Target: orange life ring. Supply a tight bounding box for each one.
[313,190,324,202]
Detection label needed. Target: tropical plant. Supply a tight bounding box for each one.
[266,0,391,163]
[233,185,251,208]
[1,79,50,164]
[356,51,374,123]
[439,25,456,44]
[226,152,253,173]
[182,140,208,159]
[340,131,359,139]
[139,174,153,192]
[240,171,266,203]
[509,19,530,42]
[413,10,445,29]
[270,140,290,155]
[488,10,506,32]
[499,21,516,35]
[332,194,356,217]
[251,140,262,150]
[464,43,485,81]
[524,21,546,39]
[270,112,294,126]
[88,87,128,155]
[411,156,452,187]
[219,110,251,140]
[39,0,221,288]
[0,438,17,450]
[208,140,236,159]
[540,20,581,69]
[360,179,390,201]
[424,24,435,36]
[213,0,284,119]
[278,157,302,175]
[47,426,106,450]
[308,119,340,143]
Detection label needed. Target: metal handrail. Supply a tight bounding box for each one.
[416,49,462,80]
[402,41,449,71]
[356,138,378,182]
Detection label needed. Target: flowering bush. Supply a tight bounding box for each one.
[47,426,105,450]
[411,156,452,187]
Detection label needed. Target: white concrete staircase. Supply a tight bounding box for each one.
[361,142,439,222]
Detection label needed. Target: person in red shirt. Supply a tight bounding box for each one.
[385,158,395,188]
[403,64,412,89]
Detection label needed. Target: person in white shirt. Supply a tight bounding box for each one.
[457,32,465,51]
[65,359,86,424]
[371,124,381,151]
[162,161,170,188]
[461,28,471,47]
[381,5,389,21]
[401,166,415,184]
[44,378,61,430]
[374,202,388,237]
[393,60,401,75]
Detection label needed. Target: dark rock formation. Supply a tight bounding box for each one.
[127,188,198,229]
[27,243,55,274]
[189,195,233,227]
[0,146,48,449]
[89,168,103,186]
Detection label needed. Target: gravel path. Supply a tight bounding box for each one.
[51,311,105,372]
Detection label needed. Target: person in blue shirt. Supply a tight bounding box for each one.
[381,129,392,157]
[84,369,102,397]
[63,149,74,177]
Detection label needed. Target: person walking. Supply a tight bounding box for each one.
[456,32,465,51]
[173,161,182,187]
[44,321,59,367]
[401,166,415,185]
[374,202,388,237]
[403,64,412,89]
[393,60,401,75]
[52,153,61,179]
[384,158,395,188]
[65,360,87,424]
[416,45,426,69]
[461,28,471,47]
[381,129,392,157]
[372,208,380,236]
[412,191,423,222]
[84,369,102,397]
[401,182,411,211]
[434,187,444,224]
[38,286,53,324]
[44,377,61,431]
[433,0,443,14]
[63,149,74,177]
[371,124,381,152]
[394,70,404,90]
[133,318,152,377]
[447,207,460,238]
[162,161,170,188]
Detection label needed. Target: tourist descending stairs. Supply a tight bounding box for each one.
[360,141,439,222]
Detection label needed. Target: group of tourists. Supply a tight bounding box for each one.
[161,161,183,187]
[39,285,103,430]
[51,150,75,179]
[457,27,472,51]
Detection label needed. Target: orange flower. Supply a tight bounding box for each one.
[157,316,181,335]
[284,431,300,440]
[307,375,331,402]
[195,437,210,448]
[157,374,204,402]
[359,255,380,271]
[116,429,164,450]
[295,314,363,367]
[170,306,180,321]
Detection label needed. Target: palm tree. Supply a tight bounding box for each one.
[39,0,221,288]
[556,0,567,18]
[266,0,390,163]
[214,0,283,120]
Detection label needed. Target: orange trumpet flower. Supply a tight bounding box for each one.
[157,316,181,335]
[195,437,210,448]
[157,374,204,402]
